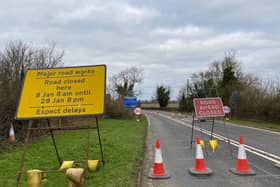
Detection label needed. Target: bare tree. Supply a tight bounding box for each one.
[110,67,143,98]
[0,40,63,142]
[32,42,63,69]
[178,50,280,123]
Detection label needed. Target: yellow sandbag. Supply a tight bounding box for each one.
[200,140,205,149]
[209,139,218,152]
[87,160,99,171]
[60,161,74,172]
[27,169,47,187]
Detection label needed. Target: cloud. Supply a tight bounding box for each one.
[150,25,212,37]
[240,48,280,72]
[1,0,280,100]
[54,2,158,25]
[146,29,279,55]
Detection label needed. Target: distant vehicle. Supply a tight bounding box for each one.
[198,118,206,122]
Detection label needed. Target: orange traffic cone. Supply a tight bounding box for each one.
[189,136,213,175]
[229,135,256,175]
[148,139,170,179]
[8,123,16,142]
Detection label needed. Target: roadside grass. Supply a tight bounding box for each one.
[0,117,147,187]
[228,118,280,131]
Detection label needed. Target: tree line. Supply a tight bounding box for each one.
[0,41,63,148]
[177,51,280,123]
[1,40,279,150]
[102,51,280,124]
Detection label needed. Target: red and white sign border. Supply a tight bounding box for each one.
[193,97,225,118]
[134,107,142,116]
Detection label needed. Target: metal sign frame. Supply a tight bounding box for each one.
[15,65,106,186]
[15,117,105,187]
[190,97,231,152]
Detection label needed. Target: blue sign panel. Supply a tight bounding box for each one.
[123,96,137,107]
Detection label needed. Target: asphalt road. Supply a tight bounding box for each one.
[143,111,280,187]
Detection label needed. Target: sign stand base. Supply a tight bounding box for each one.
[16,116,105,187]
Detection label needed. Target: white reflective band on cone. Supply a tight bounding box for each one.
[155,148,163,163]
[9,126,15,136]
[196,144,204,159]
[237,144,247,159]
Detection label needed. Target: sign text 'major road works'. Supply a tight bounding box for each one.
[16,65,106,119]
[193,97,225,118]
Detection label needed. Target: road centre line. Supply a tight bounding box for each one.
[173,115,280,161]
[197,127,280,165]
[182,116,280,136]
[208,131,280,161]
[164,110,280,136]
[156,112,280,165]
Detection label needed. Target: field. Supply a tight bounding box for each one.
[141,102,178,109]
[0,117,147,187]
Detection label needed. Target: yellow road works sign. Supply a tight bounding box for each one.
[16,65,106,119]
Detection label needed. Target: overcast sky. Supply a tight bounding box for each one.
[1,0,280,100]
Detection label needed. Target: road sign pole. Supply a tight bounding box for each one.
[16,120,33,187]
[85,119,90,175]
[210,118,215,140]
[190,113,195,149]
[95,116,105,166]
[47,119,62,166]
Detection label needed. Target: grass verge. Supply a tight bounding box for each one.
[227,118,280,131]
[0,116,147,187]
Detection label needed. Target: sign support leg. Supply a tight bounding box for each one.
[47,119,62,166]
[190,114,195,149]
[85,120,90,172]
[16,120,33,187]
[95,116,105,166]
[210,118,215,140]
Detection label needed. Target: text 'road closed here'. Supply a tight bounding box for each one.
[16,65,106,119]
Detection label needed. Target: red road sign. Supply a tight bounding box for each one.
[223,106,231,114]
[193,97,225,118]
[134,107,142,115]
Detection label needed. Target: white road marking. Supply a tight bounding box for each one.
[173,113,280,136]
[145,113,151,127]
[218,121,280,135]
[155,112,280,165]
